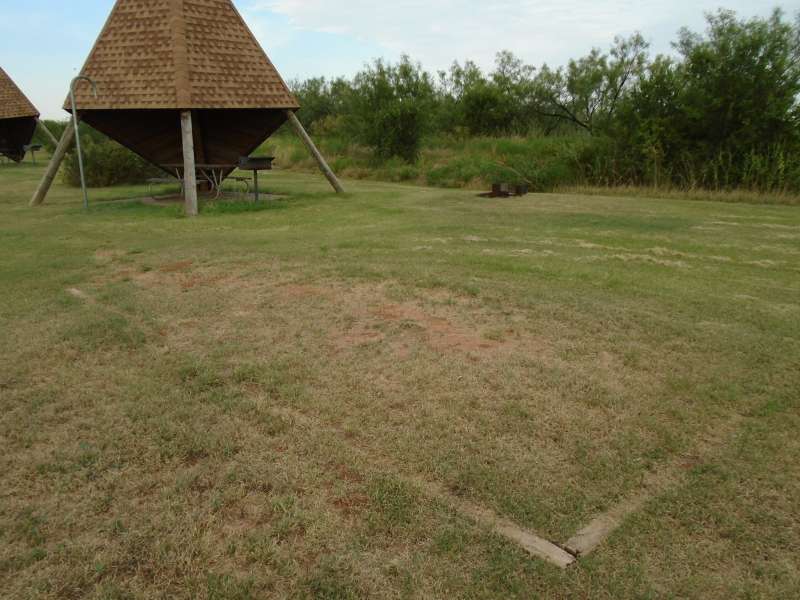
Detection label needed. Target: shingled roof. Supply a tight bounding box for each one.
[0,67,39,120]
[66,0,299,111]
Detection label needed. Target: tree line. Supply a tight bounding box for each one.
[290,9,800,192]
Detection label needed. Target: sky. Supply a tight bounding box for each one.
[1,0,797,119]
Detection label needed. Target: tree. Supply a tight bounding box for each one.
[435,60,485,134]
[611,56,685,185]
[535,34,649,134]
[614,9,800,189]
[291,76,354,135]
[676,9,800,156]
[349,57,436,162]
[439,52,539,136]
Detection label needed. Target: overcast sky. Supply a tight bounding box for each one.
[1,0,796,119]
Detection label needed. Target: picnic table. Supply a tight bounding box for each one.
[164,157,273,200]
[163,163,238,198]
[24,144,43,164]
[236,156,274,203]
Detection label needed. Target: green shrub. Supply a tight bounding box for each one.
[370,101,426,162]
[283,9,800,193]
[63,137,160,188]
[348,57,435,163]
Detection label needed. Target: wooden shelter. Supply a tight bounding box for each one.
[0,67,40,162]
[32,0,342,213]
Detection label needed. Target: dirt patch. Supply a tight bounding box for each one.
[181,274,228,290]
[333,463,364,484]
[105,262,235,293]
[159,260,194,273]
[334,328,385,349]
[279,284,328,299]
[368,303,502,354]
[332,493,370,516]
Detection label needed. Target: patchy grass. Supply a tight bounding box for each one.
[558,184,800,206]
[1,159,799,598]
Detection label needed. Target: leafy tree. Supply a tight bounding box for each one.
[290,77,332,130]
[291,76,354,135]
[676,9,800,157]
[614,9,800,189]
[280,8,800,191]
[435,60,485,134]
[439,52,540,136]
[348,56,436,162]
[611,56,685,185]
[535,34,649,134]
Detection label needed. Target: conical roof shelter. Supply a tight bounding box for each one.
[66,0,299,175]
[31,0,343,212]
[0,67,40,162]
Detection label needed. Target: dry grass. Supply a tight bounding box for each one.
[1,161,799,598]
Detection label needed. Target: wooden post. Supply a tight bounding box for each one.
[285,110,344,194]
[191,111,210,193]
[180,110,198,217]
[30,116,77,207]
[36,120,60,147]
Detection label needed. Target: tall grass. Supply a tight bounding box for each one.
[260,133,800,203]
[260,133,592,192]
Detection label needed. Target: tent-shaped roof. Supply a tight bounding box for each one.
[0,67,39,162]
[63,0,301,179]
[31,0,342,209]
[65,0,299,111]
[1,67,39,120]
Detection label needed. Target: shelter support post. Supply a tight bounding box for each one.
[36,120,60,147]
[30,116,77,207]
[180,110,199,217]
[285,110,344,194]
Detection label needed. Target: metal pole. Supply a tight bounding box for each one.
[69,76,97,210]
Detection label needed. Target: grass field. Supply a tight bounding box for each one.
[1,159,799,599]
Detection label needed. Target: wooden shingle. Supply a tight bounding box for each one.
[66,0,299,110]
[0,67,39,120]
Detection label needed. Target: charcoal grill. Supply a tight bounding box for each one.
[238,156,275,202]
[479,183,530,198]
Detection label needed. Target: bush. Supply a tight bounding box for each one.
[370,101,426,162]
[610,9,800,191]
[283,9,800,193]
[348,57,435,163]
[63,137,160,188]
